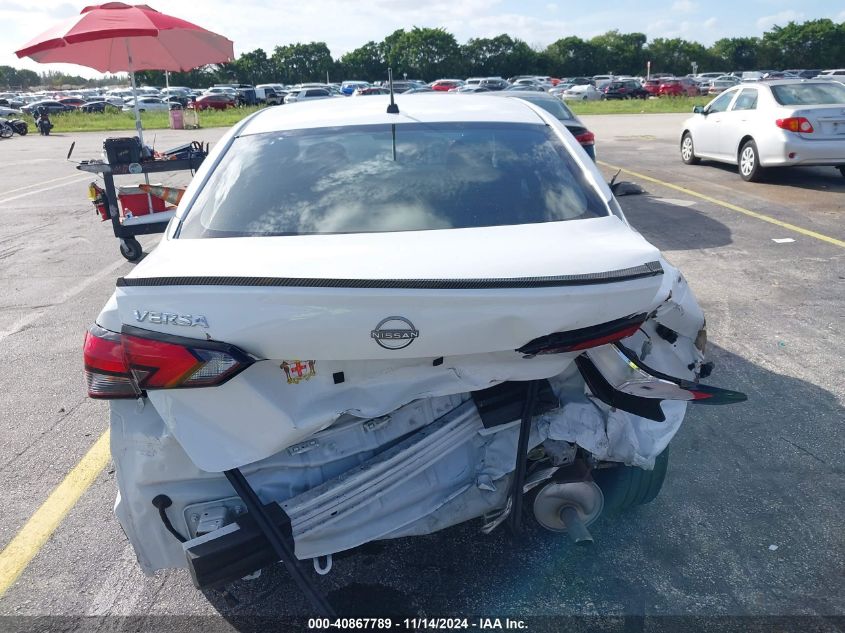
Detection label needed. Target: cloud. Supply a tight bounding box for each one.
[756,10,805,30]
[672,0,698,13]
[704,17,718,28]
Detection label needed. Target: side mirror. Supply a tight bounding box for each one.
[693,105,705,115]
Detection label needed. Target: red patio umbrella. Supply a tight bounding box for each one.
[15,2,235,146]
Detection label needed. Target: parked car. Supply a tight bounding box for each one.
[284,88,334,104]
[431,79,464,91]
[479,78,508,91]
[658,78,699,97]
[455,86,490,93]
[505,84,546,92]
[263,89,285,105]
[562,85,603,101]
[601,80,648,100]
[80,100,122,113]
[341,81,369,96]
[84,95,743,604]
[192,94,237,110]
[387,81,420,93]
[352,87,390,96]
[22,100,74,115]
[707,78,740,95]
[642,79,661,96]
[123,97,170,112]
[680,80,845,181]
[57,97,87,108]
[495,91,597,160]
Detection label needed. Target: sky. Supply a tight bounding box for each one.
[2,0,843,78]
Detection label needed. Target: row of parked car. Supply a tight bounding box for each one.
[0,84,282,118]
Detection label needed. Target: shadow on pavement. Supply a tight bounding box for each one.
[697,160,845,193]
[621,194,734,250]
[203,344,843,626]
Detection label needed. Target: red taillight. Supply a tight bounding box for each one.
[575,131,596,146]
[84,325,136,399]
[83,325,253,399]
[776,117,814,133]
[122,329,250,389]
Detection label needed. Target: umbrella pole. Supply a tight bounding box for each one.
[126,39,152,215]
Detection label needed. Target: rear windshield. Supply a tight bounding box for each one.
[179,122,607,238]
[771,82,845,105]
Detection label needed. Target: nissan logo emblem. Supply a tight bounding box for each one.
[371,316,419,350]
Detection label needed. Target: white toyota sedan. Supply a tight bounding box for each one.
[680,80,845,181]
[83,95,744,608]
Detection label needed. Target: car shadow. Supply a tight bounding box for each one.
[620,193,734,250]
[697,160,845,192]
[202,343,843,627]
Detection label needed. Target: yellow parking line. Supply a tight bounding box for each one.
[0,429,110,598]
[598,160,845,249]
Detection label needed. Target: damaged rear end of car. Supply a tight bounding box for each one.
[84,95,746,608]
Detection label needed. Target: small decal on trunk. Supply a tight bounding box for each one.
[281,360,317,384]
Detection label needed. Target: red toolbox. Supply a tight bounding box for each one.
[117,185,168,217]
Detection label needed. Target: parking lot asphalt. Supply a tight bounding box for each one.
[0,114,842,631]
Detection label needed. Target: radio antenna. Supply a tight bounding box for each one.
[386,67,399,114]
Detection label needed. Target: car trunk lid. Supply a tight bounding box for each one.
[115,217,665,362]
[790,105,845,140]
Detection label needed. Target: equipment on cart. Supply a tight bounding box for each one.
[139,183,186,206]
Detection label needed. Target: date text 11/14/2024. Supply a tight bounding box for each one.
[307,618,528,630]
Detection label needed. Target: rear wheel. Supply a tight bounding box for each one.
[592,448,670,513]
[680,132,699,165]
[739,140,762,181]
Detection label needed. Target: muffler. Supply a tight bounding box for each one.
[532,480,604,545]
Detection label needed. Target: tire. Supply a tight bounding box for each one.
[592,448,669,514]
[680,132,700,165]
[17,124,27,136]
[119,238,143,262]
[0,125,12,139]
[738,139,762,182]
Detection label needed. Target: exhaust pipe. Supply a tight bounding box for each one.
[532,480,604,543]
[559,506,594,545]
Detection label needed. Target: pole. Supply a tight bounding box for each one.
[125,39,146,151]
[125,38,151,215]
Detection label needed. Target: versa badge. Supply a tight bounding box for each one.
[281,360,317,384]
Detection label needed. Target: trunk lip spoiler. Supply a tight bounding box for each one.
[116,261,663,290]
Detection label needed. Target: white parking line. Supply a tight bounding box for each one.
[0,257,127,344]
[0,177,90,205]
[0,172,84,198]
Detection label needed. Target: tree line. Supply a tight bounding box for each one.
[0,66,128,90]
[139,19,843,87]
[4,18,843,90]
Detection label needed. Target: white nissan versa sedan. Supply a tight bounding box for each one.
[84,95,745,612]
[680,80,845,181]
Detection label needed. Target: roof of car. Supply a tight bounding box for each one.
[240,94,546,135]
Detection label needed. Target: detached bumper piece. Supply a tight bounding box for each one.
[184,499,290,589]
[220,469,335,616]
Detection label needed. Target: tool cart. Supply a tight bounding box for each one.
[76,137,207,261]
